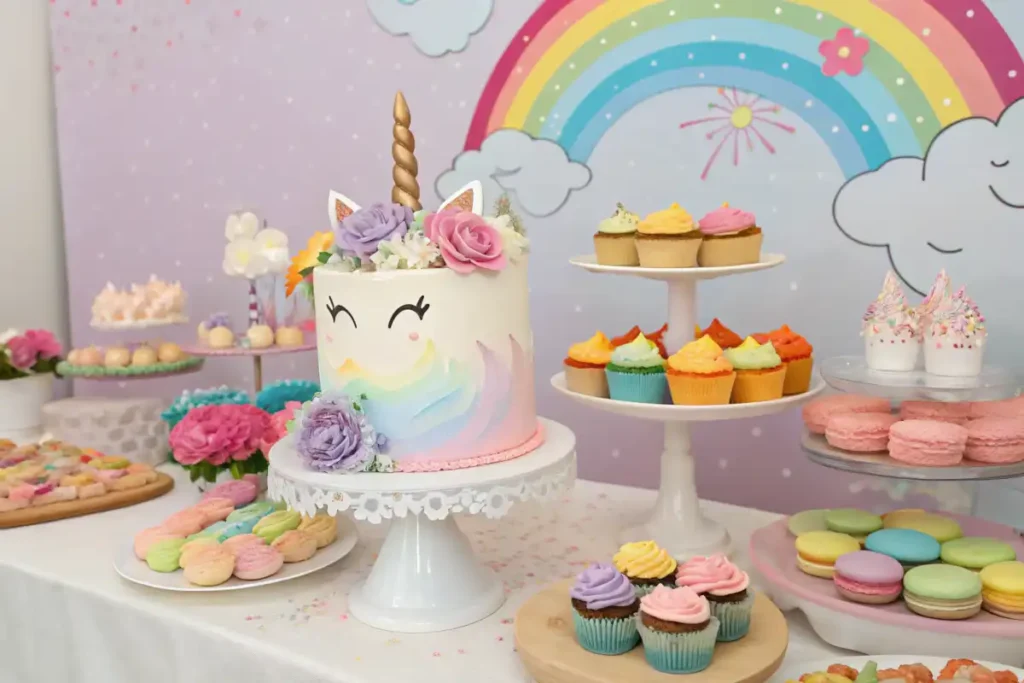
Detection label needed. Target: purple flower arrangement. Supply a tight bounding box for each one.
[294,392,391,473]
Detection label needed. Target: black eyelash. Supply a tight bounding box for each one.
[388,295,430,329]
[991,160,1010,168]
[326,296,356,328]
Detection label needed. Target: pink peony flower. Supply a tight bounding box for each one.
[169,404,272,468]
[423,210,506,274]
[233,404,273,458]
[262,401,302,452]
[5,335,37,370]
[819,28,870,77]
[24,330,61,360]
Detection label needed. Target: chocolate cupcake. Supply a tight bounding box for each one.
[613,540,677,596]
[675,553,754,641]
[569,563,641,655]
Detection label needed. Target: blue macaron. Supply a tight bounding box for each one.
[865,528,941,566]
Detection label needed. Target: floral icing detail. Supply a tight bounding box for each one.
[493,194,526,235]
[613,540,677,579]
[698,202,756,236]
[819,27,870,77]
[570,563,637,610]
[295,392,391,473]
[485,214,529,263]
[675,554,750,596]
[927,285,986,347]
[639,585,710,624]
[862,271,918,338]
[370,231,442,271]
[335,202,413,260]
[423,210,507,274]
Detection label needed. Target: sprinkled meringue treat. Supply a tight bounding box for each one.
[696,203,763,267]
[862,271,920,372]
[923,281,987,377]
[593,203,641,266]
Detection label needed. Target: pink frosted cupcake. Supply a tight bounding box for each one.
[636,586,719,674]
[675,554,752,641]
[696,203,762,267]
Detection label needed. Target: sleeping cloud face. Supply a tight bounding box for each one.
[833,97,1024,294]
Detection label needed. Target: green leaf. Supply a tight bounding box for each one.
[299,266,315,277]
[201,461,218,482]
[188,466,201,483]
[317,251,332,264]
[230,462,244,480]
[248,451,269,474]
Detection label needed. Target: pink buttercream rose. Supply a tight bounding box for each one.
[423,210,507,274]
[169,404,270,467]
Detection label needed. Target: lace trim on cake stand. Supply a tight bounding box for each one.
[396,422,545,473]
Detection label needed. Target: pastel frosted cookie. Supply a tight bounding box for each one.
[298,514,338,548]
[272,530,318,563]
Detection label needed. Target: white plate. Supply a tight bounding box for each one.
[114,516,358,592]
[569,252,785,281]
[772,656,1024,683]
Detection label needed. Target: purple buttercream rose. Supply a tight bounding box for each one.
[570,563,637,610]
[204,312,231,329]
[335,202,413,259]
[296,394,381,473]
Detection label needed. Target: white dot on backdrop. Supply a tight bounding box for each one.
[366,58,374,66]
[804,99,813,108]
[966,9,975,18]
[789,281,799,291]
[599,38,606,45]
[698,73,705,79]
[943,98,951,106]
[192,90,199,98]
[554,84,561,91]
[886,113,897,122]
[611,449,621,459]
[751,427,762,437]
[568,62,576,70]
[351,133,358,140]
[922,28,931,37]
[282,193,289,200]
[206,276,214,283]
[848,482,863,494]
[896,77,905,86]
[718,458,728,469]
[781,468,792,478]
[630,20,638,27]
[1010,70,1018,79]
[185,159,193,167]
[668,9,676,17]
[171,193,180,201]
[346,84,355,92]
[861,124,870,132]
[774,6,782,14]
[831,125,839,133]
[129,164,137,174]
[97,252,105,260]
[174,260,181,267]
[650,59,658,67]
[574,305,583,313]
[627,160,636,168]
[454,62,462,70]
[710,34,717,41]
[239,94,245,102]
[687,53,694,60]
[853,28,862,35]
[458,100,467,108]
[286,96,293,104]
[394,63,402,70]
[605,112,612,119]
[816,12,823,19]
[771,206,778,213]
[738,53,746,60]
[325,115,333,123]
[143,138,150,147]
[713,3,720,9]
[916,115,924,123]
[143,195,150,204]
[202,121,209,130]
[769,173,777,181]
[781,62,789,70]
[117,382,127,389]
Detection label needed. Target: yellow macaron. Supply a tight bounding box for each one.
[795,530,861,578]
[882,510,962,543]
[979,561,1024,619]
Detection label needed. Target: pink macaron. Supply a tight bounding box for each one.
[826,413,901,452]
[233,544,284,580]
[802,395,892,434]
[969,396,1024,420]
[899,401,970,425]
[202,479,258,507]
[965,417,1024,464]
[888,420,968,466]
[833,550,904,604]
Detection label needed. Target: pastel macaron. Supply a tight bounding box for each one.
[802,395,891,435]
[145,537,187,573]
[226,500,277,524]
[964,417,1024,464]
[253,510,302,543]
[134,527,184,560]
[825,509,883,544]
[233,544,285,580]
[179,537,222,568]
[202,479,258,507]
[787,509,829,537]
[833,550,905,604]
[160,509,207,536]
[795,531,861,578]
[864,528,940,567]
[191,497,236,525]
[903,563,982,620]
[979,561,1024,619]
[883,510,963,543]
[899,401,970,425]
[183,546,236,587]
[825,413,900,453]
[887,420,967,467]
[298,514,339,548]
[221,534,266,556]
[940,537,1017,571]
[969,396,1024,420]
[271,529,318,563]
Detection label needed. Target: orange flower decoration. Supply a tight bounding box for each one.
[285,231,334,296]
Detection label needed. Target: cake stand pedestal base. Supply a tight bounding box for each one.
[349,514,505,633]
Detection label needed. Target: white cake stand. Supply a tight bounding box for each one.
[267,418,576,633]
[563,254,823,560]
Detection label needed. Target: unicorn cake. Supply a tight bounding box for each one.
[281,92,541,473]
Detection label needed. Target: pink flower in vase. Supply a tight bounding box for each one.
[5,335,38,370]
[169,404,272,468]
[24,330,61,359]
[262,401,302,452]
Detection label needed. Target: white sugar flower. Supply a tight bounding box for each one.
[253,227,290,274]
[485,215,529,262]
[223,237,270,278]
[225,211,260,242]
[370,232,440,271]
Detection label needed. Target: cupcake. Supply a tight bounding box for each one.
[569,563,641,655]
[675,554,753,642]
[564,332,614,397]
[635,203,702,268]
[754,325,813,395]
[723,337,786,403]
[605,333,666,403]
[696,203,762,267]
[862,271,920,371]
[923,283,986,377]
[636,586,720,674]
[695,318,743,349]
[593,203,641,266]
[666,336,736,405]
[613,540,677,596]
[613,324,668,357]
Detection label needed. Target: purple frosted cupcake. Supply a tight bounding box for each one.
[569,563,641,655]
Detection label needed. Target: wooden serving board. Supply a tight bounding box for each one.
[0,473,174,528]
[516,579,788,683]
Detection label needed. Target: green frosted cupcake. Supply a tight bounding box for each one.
[636,585,719,674]
[675,553,754,641]
[569,563,641,655]
[605,333,666,404]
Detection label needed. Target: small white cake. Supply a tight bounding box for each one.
[923,281,986,377]
[861,271,920,372]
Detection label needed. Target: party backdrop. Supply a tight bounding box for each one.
[49,0,1024,514]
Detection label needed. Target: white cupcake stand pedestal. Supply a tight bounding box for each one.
[554,255,824,561]
[267,418,576,633]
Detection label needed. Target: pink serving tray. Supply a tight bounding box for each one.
[749,514,1024,637]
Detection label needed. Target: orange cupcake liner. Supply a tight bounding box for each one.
[667,370,736,405]
[782,356,813,395]
[731,365,786,403]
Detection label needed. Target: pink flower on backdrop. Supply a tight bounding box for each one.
[819,28,870,77]
[423,210,506,274]
[261,401,302,452]
[169,404,272,467]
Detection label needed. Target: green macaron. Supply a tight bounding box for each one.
[940,537,1017,570]
[903,563,983,620]
[825,508,883,539]
[787,509,830,536]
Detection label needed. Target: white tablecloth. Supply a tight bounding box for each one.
[0,467,843,683]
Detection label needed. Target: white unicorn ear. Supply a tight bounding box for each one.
[438,180,483,215]
[327,191,361,230]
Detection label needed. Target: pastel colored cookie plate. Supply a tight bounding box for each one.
[771,656,1023,683]
[114,515,357,592]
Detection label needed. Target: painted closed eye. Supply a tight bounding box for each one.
[326,296,356,328]
[991,160,1010,168]
[388,295,430,329]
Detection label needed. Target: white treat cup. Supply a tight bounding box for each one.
[864,330,920,372]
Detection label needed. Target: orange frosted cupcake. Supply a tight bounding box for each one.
[636,204,702,268]
[753,325,813,395]
[564,332,614,397]
[723,337,786,403]
[613,323,668,358]
[694,319,743,350]
[666,336,736,405]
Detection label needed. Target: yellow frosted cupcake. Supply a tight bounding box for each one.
[613,540,678,596]
[635,203,702,268]
[594,203,641,266]
[564,332,614,398]
[666,335,736,405]
[723,337,787,403]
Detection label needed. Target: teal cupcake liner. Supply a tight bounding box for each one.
[636,615,719,674]
[606,369,667,404]
[709,592,754,642]
[571,610,640,655]
[629,579,672,598]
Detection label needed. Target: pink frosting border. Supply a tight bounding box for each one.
[396,422,546,472]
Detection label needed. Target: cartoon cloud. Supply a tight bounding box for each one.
[833,97,1024,295]
[437,129,592,217]
[366,0,493,58]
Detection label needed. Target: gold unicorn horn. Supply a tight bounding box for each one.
[392,91,422,210]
